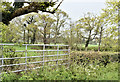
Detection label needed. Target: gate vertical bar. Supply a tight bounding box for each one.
[0,46,3,81]
[0,45,3,74]
[57,45,59,66]
[43,45,45,66]
[1,45,3,72]
[118,4,120,80]
[25,44,27,70]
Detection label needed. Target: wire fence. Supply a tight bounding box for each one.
[0,44,70,74]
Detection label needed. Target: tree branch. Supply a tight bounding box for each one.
[11,0,64,22]
[52,0,64,14]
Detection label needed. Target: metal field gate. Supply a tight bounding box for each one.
[0,44,70,74]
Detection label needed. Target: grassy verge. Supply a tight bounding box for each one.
[1,62,118,80]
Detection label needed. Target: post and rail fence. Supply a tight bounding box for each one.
[0,44,70,75]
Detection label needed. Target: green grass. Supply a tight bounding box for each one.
[1,62,118,80]
[96,62,118,80]
[74,43,98,47]
[2,45,34,50]
[0,42,98,48]
[88,44,98,47]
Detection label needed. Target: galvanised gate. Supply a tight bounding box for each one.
[0,44,70,74]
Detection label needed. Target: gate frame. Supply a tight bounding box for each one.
[0,44,70,74]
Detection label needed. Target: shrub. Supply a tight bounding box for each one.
[3,47,16,71]
[1,72,20,81]
[2,46,24,72]
[74,46,118,52]
[70,51,118,67]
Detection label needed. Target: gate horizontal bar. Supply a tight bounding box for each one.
[0,63,69,75]
[0,44,69,46]
[0,54,68,60]
[0,58,68,67]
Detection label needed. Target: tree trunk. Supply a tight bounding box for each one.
[31,29,36,44]
[55,34,57,45]
[43,24,47,44]
[70,27,73,48]
[85,30,91,51]
[80,35,82,51]
[23,29,25,44]
[48,32,51,44]
[118,6,120,52]
[32,30,36,44]
[85,39,89,51]
[27,29,30,44]
[43,35,47,44]
[76,30,79,50]
[98,26,103,51]
[55,18,59,45]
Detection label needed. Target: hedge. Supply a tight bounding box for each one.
[71,46,118,52]
[70,51,118,67]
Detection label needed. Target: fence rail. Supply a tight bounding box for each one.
[0,44,70,74]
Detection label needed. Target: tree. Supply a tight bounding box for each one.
[69,22,75,48]
[101,0,119,49]
[0,22,9,42]
[53,9,69,44]
[78,12,98,50]
[2,0,64,25]
[0,21,22,43]
[13,17,27,43]
[28,24,38,44]
[37,13,55,44]
[11,12,56,44]
[95,15,106,51]
[62,21,76,49]
[23,15,37,44]
[118,1,120,51]
[75,21,84,51]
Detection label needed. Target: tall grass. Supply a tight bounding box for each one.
[1,62,118,80]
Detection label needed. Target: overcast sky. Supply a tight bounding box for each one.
[62,0,106,3]
[59,0,106,21]
[7,0,107,21]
